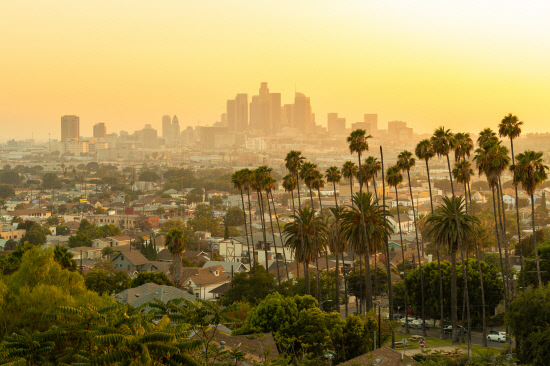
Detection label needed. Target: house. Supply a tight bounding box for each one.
[218,235,295,267]
[68,246,103,260]
[387,214,414,233]
[181,265,232,300]
[502,194,516,208]
[115,283,195,308]
[0,228,26,240]
[337,346,418,366]
[202,260,249,275]
[92,235,133,249]
[111,250,150,271]
[10,208,51,218]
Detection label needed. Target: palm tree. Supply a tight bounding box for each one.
[282,173,299,278]
[166,228,186,287]
[301,162,324,303]
[284,207,327,296]
[342,161,358,202]
[426,196,479,344]
[499,113,525,291]
[263,175,283,285]
[364,156,382,200]
[326,166,344,312]
[474,138,512,309]
[347,129,374,311]
[312,169,330,274]
[431,127,470,350]
[452,161,474,212]
[397,150,427,336]
[452,132,474,205]
[386,164,409,333]
[242,168,257,271]
[511,150,549,286]
[231,170,252,266]
[285,151,308,293]
[477,128,498,146]
[415,138,445,338]
[252,166,273,271]
[472,224,489,346]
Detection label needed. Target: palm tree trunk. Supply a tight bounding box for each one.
[495,181,511,310]
[475,240,488,347]
[246,190,256,271]
[367,179,378,301]
[380,146,395,349]
[258,191,269,271]
[450,249,459,344]
[491,185,509,310]
[372,177,378,201]
[446,155,468,353]
[317,188,330,279]
[271,192,290,282]
[531,193,543,285]
[357,152,373,312]
[395,187,409,333]
[266,192,281,285]
[310,187,323,307]
[359,258,364,314]
[240,189,253,267]
[425,159,444,338]
[290,189,300,280]
[296,174,310,295]
[407,170,426,336]
[333,182,341,312]
[509,139,525,292]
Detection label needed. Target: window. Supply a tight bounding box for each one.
[127,265,130,270]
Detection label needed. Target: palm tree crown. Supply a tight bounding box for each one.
[386,165,403,188]
[282,174,297,192]
[431,127,454,157]
[285,150,305,176]
[452,132,474,162]
[452,160,475,185]
[415,139,435,162]
[347,129,371,155]
[511,150,549,196]
[499,113,523,140]
[473,140,511,187]
[325,166,342,186]
[342,161,358,183]
[397,151,415,172]
[477,128,498,147]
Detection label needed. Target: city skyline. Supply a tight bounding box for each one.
[2,1,550,140]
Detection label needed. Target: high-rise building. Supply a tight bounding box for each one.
[249,83,281,134]
[351,122,372,135]
[293,92,313,134]
[162,115,171,138]
[388,120,412,140]
[172,115,180,140]
[235,93,248,131]
[226,99,236,130]
[61,115,79,141]
[93,123,106,138]
[138,124,158,148]
[327,113,346,135]
[364,114,378,134]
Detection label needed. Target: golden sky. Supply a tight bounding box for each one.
[1,0,550,140]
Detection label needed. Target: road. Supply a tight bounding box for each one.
[338,302,513,350]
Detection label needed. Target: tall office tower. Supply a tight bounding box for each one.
[388,120,412,140]
[171,115,180,146]
[139,124,158,148]
[351,122,372,135]
[235,93,248,131]
[281,104,293,128]
[327,113,346,135]
[93,122,106,138]
[226,99,236,130]
[162,115,171,138]
[292,92,313,134]
[364,114,378,134]
[249,83,281,134]
[61,115,80,141]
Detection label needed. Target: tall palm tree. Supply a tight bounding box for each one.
[347,129,374,311]
[252,166,272,271]
[474,139,512,309]
[263,175,283,285]
[231,170,252,266]
[380,146,395,348]
[283,207,327,296]
[473,224,489,346]
[452,161,474,212]
[326,166,346,314]
[386,164,409,333]
[312,170,330,274]
[166,228,186,287]
[242,168,257,271]
[425,196,479,344]
[431,127,470,351]
[342,161,358,202]
[415,138,445,338]
[453,132,474,205]
[511,150,549,286]
[341,192,392,315]
[397,150,426,336]
[285,151,308,293]
[499,113,525,291]
[282,173,299,279]
[364,156,382,200]
[301,161,324,302]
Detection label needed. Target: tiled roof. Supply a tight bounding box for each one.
[181,265,231,286]
[112,250,149,266]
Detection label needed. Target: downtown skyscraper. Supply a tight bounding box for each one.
[61,115,80,141]
[249,82,281,134]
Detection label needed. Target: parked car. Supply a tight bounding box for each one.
[487,330,507,343]
[443,325,467,335]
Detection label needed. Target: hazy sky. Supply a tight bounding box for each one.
[2,0,550,140]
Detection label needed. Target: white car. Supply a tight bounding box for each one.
[487,331,506,343]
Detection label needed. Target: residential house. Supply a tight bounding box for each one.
[202,260,249,276]
[10,208,51,218]
[181,265,232,300]
[388,214,414,233]
[0,228,26,240]
[115,283,195,308]
[218,235,295,267]
[111,250,150,271]
[69,246,103,260]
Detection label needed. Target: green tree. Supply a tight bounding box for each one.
[85,268,131,294]
[130,272,175,288]
[0,184,15,199]
[68,232,92,248]
[507,285,550,366]
[4,238,17,251]
[0,170,21,185]
[166,228,186,287]
[220,265,278,306]
[522,241,550,287]
[138,170,160,182]
[41,172,61,189]
[225,205,245,227]
[21,227,47,246]
[53,244,77,271]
